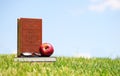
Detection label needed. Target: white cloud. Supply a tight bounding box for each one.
[74,52,91,59]
[108,0,120,9]
[89,0,120,12]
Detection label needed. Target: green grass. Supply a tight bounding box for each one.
[0,54,120,76]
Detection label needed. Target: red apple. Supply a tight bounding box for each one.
[39,43,54,57]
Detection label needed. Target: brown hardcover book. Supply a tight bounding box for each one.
[17,18,42,57]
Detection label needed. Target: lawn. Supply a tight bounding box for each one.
[0,54,119,76]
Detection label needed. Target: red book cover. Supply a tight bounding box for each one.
[17,18,42,57]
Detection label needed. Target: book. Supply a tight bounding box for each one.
[17,18,42,57]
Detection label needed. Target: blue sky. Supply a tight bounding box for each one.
[0,0,120,58]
